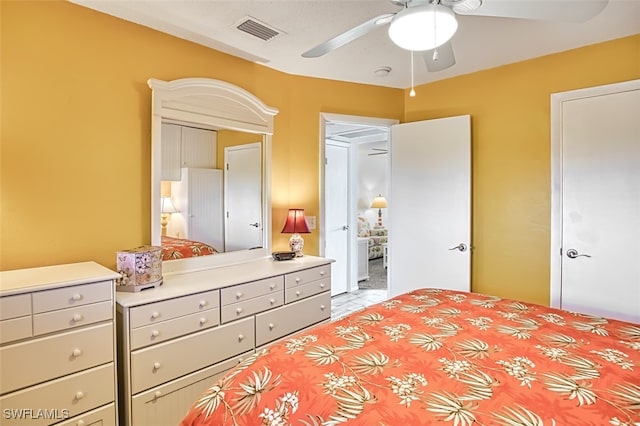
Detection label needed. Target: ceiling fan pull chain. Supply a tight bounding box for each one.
[410,50,416,97]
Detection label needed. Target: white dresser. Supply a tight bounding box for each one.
[115,255,332,426]
[0,262,120,426]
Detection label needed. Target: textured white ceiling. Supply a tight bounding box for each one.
[71,0,640,89]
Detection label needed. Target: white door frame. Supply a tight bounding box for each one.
[550,79,640,309]
[319,113,399,292]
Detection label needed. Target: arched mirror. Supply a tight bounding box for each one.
[148,78,278,274]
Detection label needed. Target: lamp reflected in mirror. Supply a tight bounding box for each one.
[160,196,179,236]
[281,208,311,257]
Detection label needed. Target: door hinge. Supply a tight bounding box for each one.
[226,163,229,170]
[325,157,328,165]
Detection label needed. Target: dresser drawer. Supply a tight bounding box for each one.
[285,277,330,303]
[130,316,254,393]
[0,316,32,344]
[131,352,250,426]
[220,276,283,306]
[221,292,283,324]
[285,265,331,289]
[0,323,114,394]
[0,294,31,320]
[57,402,116,426]
[33,301,112,336]
[32,281,112,314]
[0,363,115,426]
[130,307,220,350]
[129,289,219,329]
[256,291,331,346]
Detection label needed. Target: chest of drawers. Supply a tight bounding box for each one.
[116,255,332,425]
[0,262,119,426]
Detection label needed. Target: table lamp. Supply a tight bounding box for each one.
[281,208,311,257]
[370,194,388,227]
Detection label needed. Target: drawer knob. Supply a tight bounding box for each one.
[295,291,301,297]
[270,298,276,305]
[295,278,301,283]
[75,391,85,400]
[154,391,162,399]
[236,292,243,299]
[151,330,160,338]
[71,293,83,301]
[72,313,83,322]
[320,283,326,289]
[153,362,161,370]
[320,271,325,276]
[71,348,83,357]
[199,300,208,308]
[269,323,275,330]
[270,284,276,290]
[320,305,326,311]
[151,311,160,319]
[77,420,86,426]
[199,317,207,325]
[236,307,243,314]
[238,334,245,341]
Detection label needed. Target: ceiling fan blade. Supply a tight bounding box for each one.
[302,13,395,58]
[454,0,609,22]
[422,41,456,72]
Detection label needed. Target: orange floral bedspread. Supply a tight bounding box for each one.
[181,288,640,426]
[161,236,218,261]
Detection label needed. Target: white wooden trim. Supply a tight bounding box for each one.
[549,79,640,308]
[318,113,398,293]
[148,78,278,274]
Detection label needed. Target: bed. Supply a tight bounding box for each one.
[180,288,640,425]
[161,235,218,261]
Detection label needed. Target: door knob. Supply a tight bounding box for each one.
[249,222,259,227]
[448,243,467,252]
[566,249,591,259]
[342,225,349,231]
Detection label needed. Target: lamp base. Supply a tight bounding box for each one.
[289,233,305,257]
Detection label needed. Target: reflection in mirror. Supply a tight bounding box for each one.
[148,78,278,274]
[160,125,264,259]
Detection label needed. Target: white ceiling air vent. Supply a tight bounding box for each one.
[236,16,283,42]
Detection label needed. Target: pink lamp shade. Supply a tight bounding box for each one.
[281,209,311,234]
[281,208,311,256]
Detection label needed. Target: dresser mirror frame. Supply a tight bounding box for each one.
[148,78,279,274]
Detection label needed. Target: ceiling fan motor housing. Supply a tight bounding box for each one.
[388,4,458,51]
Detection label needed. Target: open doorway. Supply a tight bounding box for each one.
[319,113,397,302]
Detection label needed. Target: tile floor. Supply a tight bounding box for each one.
[331,289,388,320]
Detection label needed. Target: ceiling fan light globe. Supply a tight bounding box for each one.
[388,5,458,51]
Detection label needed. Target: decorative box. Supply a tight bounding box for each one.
[116,245,163,292]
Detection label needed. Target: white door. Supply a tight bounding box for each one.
[325,142,350,296]
[186,168,223,248]
[552,81,640,323]
[225,142,262,251]
[389,115,471,298]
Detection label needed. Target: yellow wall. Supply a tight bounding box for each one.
[1,1,638,306]
[405,35,640,304]
[0,1,402,270]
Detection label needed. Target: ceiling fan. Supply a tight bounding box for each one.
[368,148,389,156]
[302,0,609,73]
